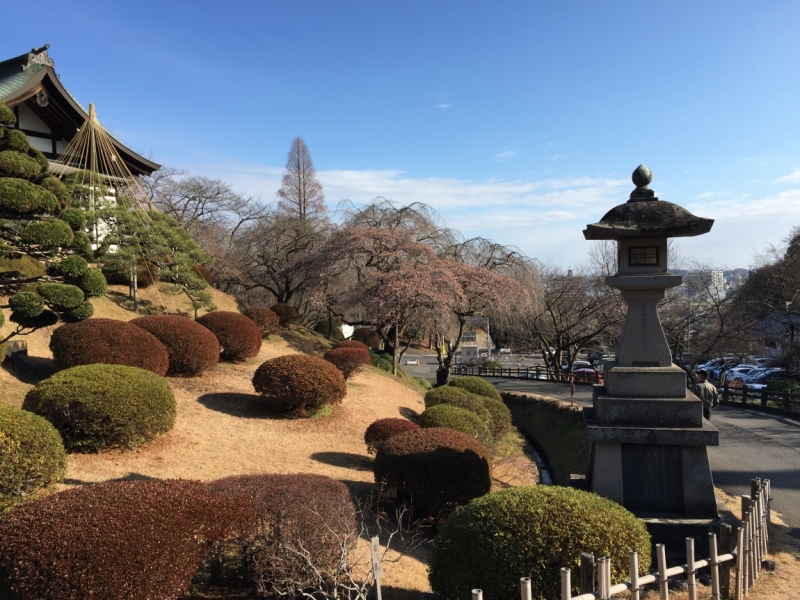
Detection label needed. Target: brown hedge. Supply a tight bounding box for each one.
[130,314,220,376]
[0,479,244,600]
[373,427,491,520]
[196,311,262,361]
[242,305,281,338]
[206,473,357,598]
[336,339,370,352]
[364,418,421,454]
[252,354,347,416]
[49,318,169,376]
[323,347,371,380]
[271,302,300,326]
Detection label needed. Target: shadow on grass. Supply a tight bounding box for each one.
[280,324,334,356]
[106,290,168,315]
[63,472,156,485]
[399,406,420,420]
[197,392,287,420]
[311,451,374,472]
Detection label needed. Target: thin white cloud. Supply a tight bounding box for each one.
[772,168,800,185]
[494,150,515,162]
[434,103,452,109]
[696,191,715,199]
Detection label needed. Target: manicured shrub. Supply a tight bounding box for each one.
[0,150,43,180]
[352,327,381,348]
[242,305,281,338]
[324,346,372,380]
[337,339,370,352]
[66,300,93,321]
[23,364,176,451]
[364,418,421,454]
[21,219,74,248]
[49,318,170,375]
[59,206,85,231]
[0,479,240,600]
[271,302,300,326]
[207,473,357,598]
[8,291,44,318]
[101,258,159,287]
[51,254,88,278]
[0,102,15,125]
[131,315,220,376]
[428,486,652,600]
[196,311,262,361]
[0,405,66,511]
[0,128,27,151]
[424,386,491,421]
[70,230,93,258]
[413,376,433,390]
[79,267,107,297]
[482,396,513,441]
[449,375,503,401]
[252,354,347,416]
[41,176,69,207]
[193,263,212,284]
[373,428,491,520]
[28,147,49,172]
[36,282,84,309]
[0,254,45,279]
[0,177,59,215]
[418,404,491,446]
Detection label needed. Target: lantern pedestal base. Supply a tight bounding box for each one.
[604,364,687,398]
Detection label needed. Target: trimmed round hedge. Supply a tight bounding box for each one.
[482,396,512,441]
[0,102,14,125]
[449,375,503,401]
[59,207,85,231]
[49,318,170,375]
[79,268,107,297]
[52,255,88,278]
[131,315,220,376]
[253,354,347,416]
[0,479,240,600]
[0,177,59,216]
[37,282,84,309]
[242,305,281,338]
[373,427,491,520]
[429,486,652,600]
[196,311,262,361]
[418,404,491,446]
[0,150,43,180]
[336,339,370,352]
[206,473,357,597]
[364,418,421,454]
[21,219,73,248]
[41,176,69,207]
[8,291,44,318]
[424,386,491,421]
[0,405,66,511]
[323,346,372,380]
[23,364,176,452]
[271,302,300,326]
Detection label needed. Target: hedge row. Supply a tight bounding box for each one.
[196,311,262,361]
[242,305,281,338]
[131,315,220,376]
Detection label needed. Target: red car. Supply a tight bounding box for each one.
[572,368,603,385]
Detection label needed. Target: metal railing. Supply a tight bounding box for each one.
[720,383,800,413]
[450,365,600,385]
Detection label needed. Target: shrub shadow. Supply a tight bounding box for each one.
[197,392,286,420]
[106,290,167,315]
[280,324,333,356]
[399,406,420,420]
[63,472,157,485]
[311,451,373,472]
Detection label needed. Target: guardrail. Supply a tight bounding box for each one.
[449,365,601,385]
[720,383,800,413]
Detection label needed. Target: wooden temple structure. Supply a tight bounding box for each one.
[0,45,160,176]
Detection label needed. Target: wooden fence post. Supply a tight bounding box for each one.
[761,389,768,406]
[722,382,729,402]
[742,386,748,405]
[709,532,720,600]
[657,544,668,600]
[560,568,571,600]
[783,390,792,411]
[735,526,745,600]
[629,550,640,600]
[719,523,732,599]
[521,577,532,600]
[686,537,697,600]
[580,552,595,595]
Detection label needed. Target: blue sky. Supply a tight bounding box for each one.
[4,1,800,268]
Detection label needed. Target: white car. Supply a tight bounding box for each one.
[404,359,420,366]
[722,365,759,386]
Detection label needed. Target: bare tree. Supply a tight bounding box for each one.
[277,137,326,220]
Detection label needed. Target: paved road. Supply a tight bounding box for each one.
[403,352,800,530]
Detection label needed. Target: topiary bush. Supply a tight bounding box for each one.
[0,128,27,151]
[51,254,88,278]
[323,346,372,380]
[206,473,357,598]
[58,207,86,231]
[49,318,170,376]
[131,315,220,376]
[8,291,44,318]
[352,327,382,348]
[0,405,66,511]
[0,479,240,600]
[424,386,491,421]
[364,418,421,454]
[242,305,281,338]
[337,339,370,352]
[36,282,84,310]
[0,151,43,180]
[252,354,347,416]
[23,364,176,452]
[482,396,512,441]
[0,177,60,216]
[20,219,73,248]
[40,176,69,207]
[196,311,262,361]
[0,102,15,125]
[271,302,301,326]
[66,300,93,321]
[428,486,652,600]
[418,404,491,446]
[449,375,503,401]
[373,427,491,520]
[79,267,107,297]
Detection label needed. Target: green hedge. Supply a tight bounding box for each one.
[52,255,89,278]
[418,404,491,446]
[21,219,74,248]
[429,486,651,600]
[36,283,84,310]
[0,129,29,153]
[66,300,94,321]
[59,207,86,231]
[80,268,107,297]
[70,230,93,258]
[8,292,44,318]
[0,405,67,512]
[0,150,43,180]
[40,176,69,207]
[23,364,176,452]
[0,102,16,125]
[424,386,491,421]
[449,375,502,401]
[0,177,59,216]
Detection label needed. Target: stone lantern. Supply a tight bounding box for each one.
[583,165,719,522]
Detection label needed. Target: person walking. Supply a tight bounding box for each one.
[692,368,719,420]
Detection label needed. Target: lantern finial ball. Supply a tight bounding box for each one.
[632,164,652,189]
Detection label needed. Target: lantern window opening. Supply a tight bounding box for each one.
[629,245,659,267]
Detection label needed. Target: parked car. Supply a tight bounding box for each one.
[405,358,420,366]
[723,364,760,387]
[573,368,603,384]
[745,369,788,391]
[563,360,593,371]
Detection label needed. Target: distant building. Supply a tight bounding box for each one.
[711,270,724,291]
[0,45,159,176]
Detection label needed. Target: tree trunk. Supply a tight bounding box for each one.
[436,364,450,386]
[391,323,398,376]
[132,263,139,314]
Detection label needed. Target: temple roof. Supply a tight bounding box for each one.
[583,165,714,240]
[0,46,160,176]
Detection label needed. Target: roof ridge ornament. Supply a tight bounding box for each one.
[629,164,657,202]
[23,44,54,71]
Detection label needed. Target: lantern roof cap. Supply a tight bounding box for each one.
[583,165,714,240]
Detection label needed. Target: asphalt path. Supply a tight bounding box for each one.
[401,351,800,531]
